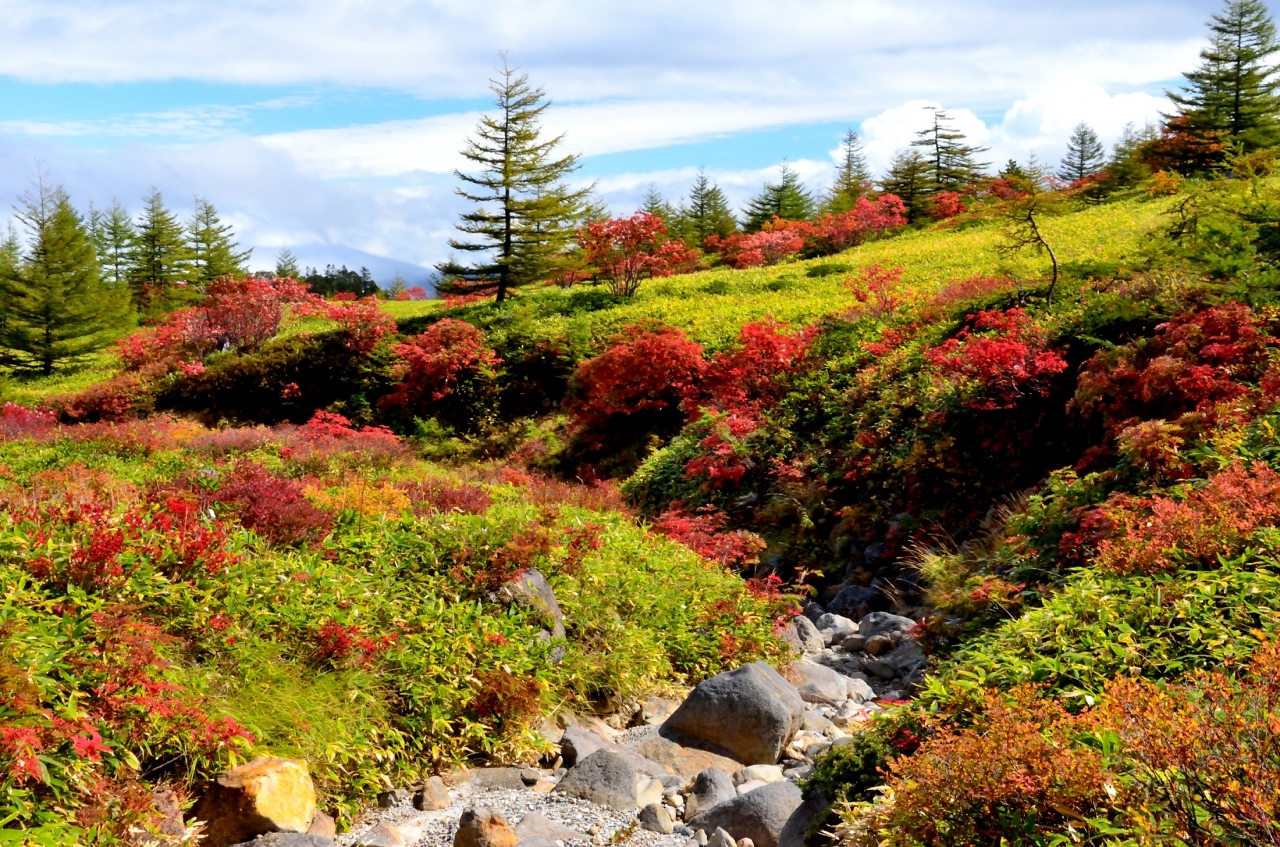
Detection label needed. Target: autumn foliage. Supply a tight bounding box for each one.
[577,212,700,296]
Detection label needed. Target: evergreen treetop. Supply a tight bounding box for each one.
[187,198,251,283]
[640,186,677,223]
[128,189,193,312]
[742,164,816,232]
[88,200,135,291]
[672,170,737,247]
[438,59,590,302]
[0,179,133,375]
[823,129,873,214]
[1168,0,1280,151]
[274,248,301,280]
[1058,122,1106,183]
[880,149,932,224]
[911,107,990,193]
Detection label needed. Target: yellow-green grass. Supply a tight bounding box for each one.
[381,300,444,320]
[3,349,121,405]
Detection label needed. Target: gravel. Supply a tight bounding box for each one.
[337,778,691,847]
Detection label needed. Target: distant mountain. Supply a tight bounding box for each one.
[254,244,438,292]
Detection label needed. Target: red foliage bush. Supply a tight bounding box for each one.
[471,669,543,725]
[320,296,398,353]
[929,191,967,220]
[706,228,805,269]
[927,308,1069,410]
[202,461,332,546]
[924,274,1019,317]
[0,403,56,439]
[650,503,767,569]
[578,212,701,296]
[689,320,815,419]
[802,194,908,254]
[382,319,501,411]
[311,620,395,668]
[845,265,905,320]
[566,324,705,450]
[399,478,493,516]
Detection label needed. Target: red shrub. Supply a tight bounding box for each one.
[929,191,967,221]
[925,275,1019,316]
[566,324,705,450]
[311,620,394,668]
[382,319,501,411]
[324,296,398,353]
[399,478,492,516]
[687,321,814,422]
[805,194,907,254]
[578,212,700,296]
[471,669,543,724]
[683,412,762,489]
[203,461,332,546]
[845,265,904,320]
[706,228,805,269]
[927,308,1068,410]
[0,403,56,439]
[650,503,767,569]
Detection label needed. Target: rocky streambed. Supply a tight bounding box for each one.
[190,608,924,847]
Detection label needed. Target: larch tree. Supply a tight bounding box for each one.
[88,200,136,291]
[274,247,301,279]
[823,129,873,214]
[672,170,738,247]
[742,164,816,232]
[128,189,194,312]
[187,197,251,283]
[0,179,133,375]
[912,107,989,193]
[880,149,932,224]
[1168,0,1280,152]
[437,60,590,303]
[1058,122,1106,183]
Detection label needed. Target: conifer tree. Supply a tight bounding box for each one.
[88,200,135,290]
[438,60,590,302]
[1102,122,1159,191]
[1058,122,1106,183]
[640,186,677,223]
[275,248,300,279]
[128,189,193,311]
[880,149,932,224]
[188,197,251,283]
[1168,0,1280,151]
[0,179,132,375]
[912,107,989,193]
[823,129,872,214]
[742,164,816,232]
[672,170,737,247]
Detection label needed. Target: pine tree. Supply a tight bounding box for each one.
[274,248,300,279]
[1058,122,1106,183]
[187,198,251,283]
[742,164,816,232]
[1102,122,1159,191]
[880,149,932,224]
[437,60,590,303]
[911,107,990,193]
[672,170,737,247]
[640,186,677,223]
[128,189,193,312]
[0,179,133,375]
[1168,0,1280,151]
[823,130,872,214]
[88,200,135,291]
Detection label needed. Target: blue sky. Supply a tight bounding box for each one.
[0,0,1241,281]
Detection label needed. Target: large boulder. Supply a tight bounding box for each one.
[514,812,586,842]
[857,612,916,640]
[685,767,737,818]
[563,726,669,777]
[663,662,804,765]
[190,758,317,847]
[415,776,451,811]
[777,787,828,847]
[627,729,745,779]
[827,586,884,620]
[554,750,661,811]
[779,662,848,707]
[685,781,803,847]
[454,808,518,847]
[496,568,565,639]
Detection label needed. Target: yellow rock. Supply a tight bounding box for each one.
[190,757,317,847]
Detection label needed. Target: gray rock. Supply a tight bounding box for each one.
[736,779,767,795]
[781,661,848,707]
[857,612,915,640]
[828,585,881,620]
[799,710,833,733]
[863,634,893,656]
[642,697,681,726]
[685,781,803,847]
[839,634,866,652]
[515,838,560,847]
[663,662,804,765]
[515,812,586,842]
[862,659,898,680]
[377,788,410,808]
[686,768,737,818]
[782,764,813,782]
[790,617,824,657]
[466,768,530,791]
[496,568,565,639]
[559,726,607,768]
[232,836,334,847]
[885,640,926,673]
[639,803,675,834]
[845,678,876,704]
[674,825,695,838]
[813,614,856,636]
[708,829,735,847]
[733,765,784,786]
[554,750,647,811]
[777,787,828,847]
[415,776,450,811]
[356,822,405,847]
[801,603,825,625]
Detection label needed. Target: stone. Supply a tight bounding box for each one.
[789,617,823,657]
[152,788,187,839]
[231,836,334,847]
[813,614,856,636]
[637,777,666,809]
[779,662,848,707]
[686,767,737,818]
[839,634,866,653]
[733,765,784,786]
[736,780,767,795]
[515,838,560,847]
[862,659,898,680]
[739,840,755,847]
[466,767,531,791]
[799,710,833,733]
[844,677,876,704]
[708,828,736,847]
[801,603,825,625]
[639,803,675,834]
[642,696,682,726]
[777,787,828,847]
[496,568,565,639]
[685,781,804,847]
[454,807,518,847]
[555,750,651,810]
[782,764,813,781]
[827,585,882,620]
[663,662,804,766]
[190,758,317,847]
[530,780,556,793]
[885,640,926,674]
[415,776,451,811]
[307,812,336,840]
[515,812,587,842]
[627,729,745,779]
[377,788,411,808]
[356,822,405,847]
[863,634,893,656]
[857,612,916,640]
[560,726,608,768]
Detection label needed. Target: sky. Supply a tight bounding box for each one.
[0,0,1241,283]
